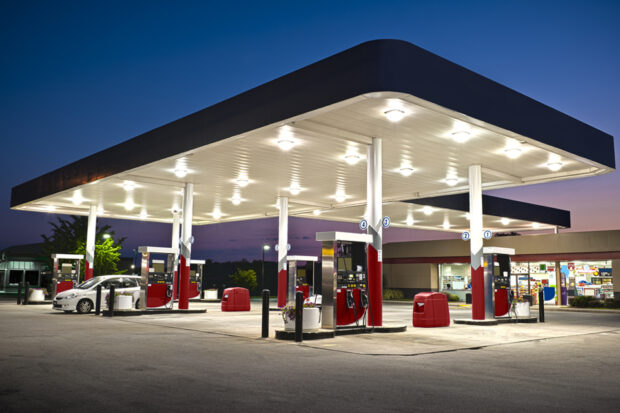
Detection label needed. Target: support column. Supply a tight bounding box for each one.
[85,204,97,281]
[179,183,193,310]
[367,137,382,326]
[171,211,181,300]
[469,165,485,320]
[277,196,288,308]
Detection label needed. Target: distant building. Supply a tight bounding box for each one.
[0,243,50,295]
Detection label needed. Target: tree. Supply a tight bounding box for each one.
[229,268,257,291]
[41,216,125,280]
[75,238,123,276]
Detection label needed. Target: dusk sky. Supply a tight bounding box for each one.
[1,1,618,262]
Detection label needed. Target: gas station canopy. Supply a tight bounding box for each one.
[11,40,614,230]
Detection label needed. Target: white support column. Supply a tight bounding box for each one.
[277,196,288,307]
[469,165,486,320]
[179,183,194,310]
[366,137,383,326]
[85,204,97,280]
[171,211,181,299]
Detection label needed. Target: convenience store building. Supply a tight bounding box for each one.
[384,229,620,304]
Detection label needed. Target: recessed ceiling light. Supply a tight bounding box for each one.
[231,194,241,205]
[504,147,522,159]
[384,109,405,122]
[139,210,148,219]
[546,161,563,172]
[212,210,222,220]
[276,137,295,151]
[445,177,459,186]
[406,216,414,226]
[313,209,321,216]
[442,221,451,230]
[45,205,56,212]
[399,166,415,177]
[335,191,346,203]
[532,222,540,229]
[451,130,471,143]
[97,205,105,215]
[501,217,511,225]
[289,184,301,195]
[465,212,471,221]
[423,206,433,216]
[122,181,136,191]
[124,199,135,211]
[174,168,188,178]
[72,191,83,205]
[344,153,361,165]
[236,178,249,187]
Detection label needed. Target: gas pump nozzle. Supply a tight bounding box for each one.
[346,290,355,309]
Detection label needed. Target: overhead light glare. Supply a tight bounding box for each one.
[313,209,321,216]
[122,181,136,191]
[276,137,295,151]
[174,168,188,178]
[236,178,249,187]
[501,217,511,226]
[139,210,148,219]
[465,212,471,221]
[344,153,361,165]
[546,161,563,172]
[532,222,541,229]
[124,199,135,211]
[45,205,56,212]
[289,184,301,195]
[231,194,241,205]
[504,147,522,159]
[335,191,346,203]
[399,166,415,177]
[445,177,459,186]
[384,109,405,122]
[423,206,433,216]
[442,221,451,230]
[212,210,222,220]
[451,130,471,143]
[406,216,414,226]
[72,191,83,205]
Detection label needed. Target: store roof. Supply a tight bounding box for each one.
[10,39,614,231]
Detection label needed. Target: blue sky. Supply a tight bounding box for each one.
[1,1,618,260]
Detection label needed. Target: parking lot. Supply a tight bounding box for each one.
[2,298,619,412]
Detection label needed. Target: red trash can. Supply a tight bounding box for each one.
[221,287,251,312]
[412,292,450,327]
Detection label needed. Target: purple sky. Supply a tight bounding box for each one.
[1,1,618,261]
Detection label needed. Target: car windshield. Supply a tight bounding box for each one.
[77,278,101,290]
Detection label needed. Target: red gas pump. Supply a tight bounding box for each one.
[51,254,83,297]
[137,246,175,310]
[482,247,515,318]
[317,231,373,330]
[287,255,318,303]
[188,259,204,300]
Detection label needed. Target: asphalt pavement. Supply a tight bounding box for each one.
[1,299,619,412]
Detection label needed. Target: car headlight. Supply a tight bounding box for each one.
[65,293,77,299]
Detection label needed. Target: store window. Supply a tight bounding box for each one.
[438,263,470,300]
[562,260,613,299]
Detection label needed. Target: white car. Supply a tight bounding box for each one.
[53,275,140,314]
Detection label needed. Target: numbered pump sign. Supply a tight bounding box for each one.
[359,219,368,230]
[382,216,391,229]
[461,230,493,241]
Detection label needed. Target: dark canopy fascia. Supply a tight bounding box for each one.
[408,194,571,228]
[11,39,615,207]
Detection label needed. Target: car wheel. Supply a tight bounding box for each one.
[76,299,93,314]
[135,299,140,309]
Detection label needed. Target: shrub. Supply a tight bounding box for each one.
[604,299,620,309]
[383,289,405,300]
[229,268,257,291]
[443,292,461,302]
[569,296,603,308]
